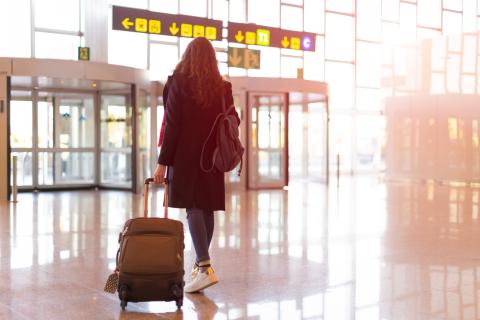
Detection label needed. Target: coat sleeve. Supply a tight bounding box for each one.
[224,81,240,125]
[158,77,182,165]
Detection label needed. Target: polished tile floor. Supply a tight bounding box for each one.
[1,177,480,319]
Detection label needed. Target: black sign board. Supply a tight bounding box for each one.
[228,22,316,51]
[112,5,223,40]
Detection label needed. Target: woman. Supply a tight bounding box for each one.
[153,37,239,293]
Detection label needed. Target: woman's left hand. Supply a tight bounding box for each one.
[153,164,167,184]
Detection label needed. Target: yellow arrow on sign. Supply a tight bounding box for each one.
[229,48,242,67]
[169,22,179,35]
[281,36,290,48]
[235,31,245,43]
[122,18,134,30]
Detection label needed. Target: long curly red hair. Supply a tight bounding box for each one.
[174,37,223,108]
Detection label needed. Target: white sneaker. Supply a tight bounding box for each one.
[184,265,219,293]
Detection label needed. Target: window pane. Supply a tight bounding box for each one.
[109,0,147,9]
[101,152,132,186]
[461,75,476,94]
[326,0,354,14]
[101,96,132,149]
[38,101,53,148]
[443,11,463,36]
[304,36,325,81]
[417,0,441,28]
[330,115,352,171]
[399,3,416,43]
[229,0,247,23]
[10,152,33,186]
[325,62,354,110]
[0,1,30,57]
[443,0,462,11]
[304,0,324,34]
[446,53,460,93]
[282,0,303,4]
[35,0,80,31]
[248,47,280,77]
[248,0,280,27]
[150,0,178,14]
[180,0,207,16]
[108,29,148,69]
[382,0,399,22]
[35,32,80,60]
[281,5,303,31]
[356,42,381,88]
[431,37,446,71]
[213,0,228,21]
[150,44,178,81]
[356,88,382,111]
[463,0,477,32]
[56,96,95,148]
[357,0,381,42]
[462,35,477,73]
[325,13,354,62]
[10,101,32,148]
[38,152,95,185]
[382,21,400,46]
[281,56,302,78]
[356,115,385,170]
[417,27,441,40]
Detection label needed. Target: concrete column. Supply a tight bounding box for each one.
[0,74,8,201]
[84,0,109,63]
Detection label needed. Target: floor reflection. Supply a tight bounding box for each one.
[0,177,480,319]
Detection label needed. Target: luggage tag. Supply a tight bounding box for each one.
[104,270,119,294]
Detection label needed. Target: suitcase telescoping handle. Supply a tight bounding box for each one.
[143,177,169,218]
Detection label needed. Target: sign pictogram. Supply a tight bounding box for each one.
[112,5,223,40]
[228,47,261,69]
[228,22,316,51]
[78,47,90,61]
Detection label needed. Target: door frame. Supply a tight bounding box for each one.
[229,77,329,189]
[246,91,289,190]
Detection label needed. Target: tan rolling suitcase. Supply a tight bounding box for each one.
[116,177,184,310]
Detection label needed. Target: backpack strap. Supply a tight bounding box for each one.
[200,112,223,173]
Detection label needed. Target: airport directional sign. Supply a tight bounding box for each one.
[228,47,261,69]
[227,22,316,51]
[112,5,223,40]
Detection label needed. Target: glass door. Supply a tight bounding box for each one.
[288,93,327,182]
[248,93,288,189]
[9,91,34,188]
[100,94,132,188]
[37,92,95,186]
[225,93,247,191]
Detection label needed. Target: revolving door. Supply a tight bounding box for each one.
[229,77,329,190]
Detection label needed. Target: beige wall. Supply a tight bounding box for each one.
[0,74,7,201]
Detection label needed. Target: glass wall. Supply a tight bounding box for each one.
[100,94,132,187]
[2,0,479,173]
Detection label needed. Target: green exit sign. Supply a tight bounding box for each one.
[78,47,90,61]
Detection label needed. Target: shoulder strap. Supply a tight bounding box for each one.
[200,112,223,172]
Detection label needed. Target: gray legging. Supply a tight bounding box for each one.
[186,208,214,263]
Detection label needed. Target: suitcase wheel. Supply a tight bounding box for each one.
[170,284,183,298]
[119,285,128,310]
[176,298,183,308]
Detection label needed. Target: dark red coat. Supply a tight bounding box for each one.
[157,73,238,211]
